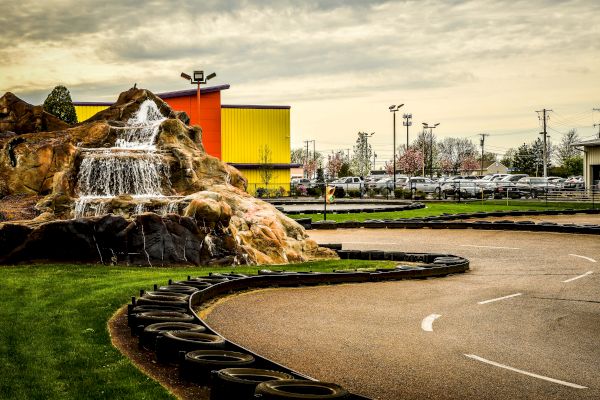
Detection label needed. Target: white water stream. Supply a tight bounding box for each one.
[74,100,178,218]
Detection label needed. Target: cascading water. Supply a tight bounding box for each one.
[74,99,172,218]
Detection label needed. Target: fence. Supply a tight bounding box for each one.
[247,181,600,206]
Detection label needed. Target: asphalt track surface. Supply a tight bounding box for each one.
[205,228,600,400]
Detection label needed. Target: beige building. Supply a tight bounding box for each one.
[484,161,508,175]
[574,138,600,190]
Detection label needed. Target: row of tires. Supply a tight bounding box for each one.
[311,219,600,234]
[283,202,425,216]
[127,251,469,399]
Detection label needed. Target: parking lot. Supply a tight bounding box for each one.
[205,228,599,400]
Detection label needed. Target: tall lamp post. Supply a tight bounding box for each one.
[422,122,440,179]
[180,70,216,125]
[389,104,404,190]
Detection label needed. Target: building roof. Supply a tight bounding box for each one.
[222,104,290,110]
[72,101,113,106]
[573,138,600,147]
[484,161,507,169]
[157,84,231,99]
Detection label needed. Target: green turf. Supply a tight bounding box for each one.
[290,200,595,222]
[0,260,393,399]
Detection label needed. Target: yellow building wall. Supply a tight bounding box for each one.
[221,107,290,164]
[74,105,110,122]
[242,169,291,196]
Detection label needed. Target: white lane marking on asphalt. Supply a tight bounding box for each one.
[464,354,588,389]
[478,293,522,305]
[461,244,520,250]
[568,254,597,263]
[421,314,441,332]
[562,271,594,283]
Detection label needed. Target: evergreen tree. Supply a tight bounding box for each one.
[43,85,78,124]
[512,143,536,175]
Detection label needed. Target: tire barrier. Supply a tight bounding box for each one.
[305,209,600,235]
[139,322,206,350]
[255,380,350,399]
[282,202,425,216]
[125,247,470,400]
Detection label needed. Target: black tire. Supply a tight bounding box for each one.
[255,379,349,399]
[142,291,190,301]
[180,350,255,384]
[140,322,206,350]
[210,368,293,400]
[132,311,195,330]
[172,280,214,290]
[127,305,188,327]
[156,331,226,364]
[157,285,199,295]
[135,296,188,308]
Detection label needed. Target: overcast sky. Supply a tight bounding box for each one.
[1,0,599,162]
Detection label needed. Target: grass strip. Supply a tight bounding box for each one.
[0,260,392,399]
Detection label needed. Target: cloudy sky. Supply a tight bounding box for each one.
[1,0,599,162]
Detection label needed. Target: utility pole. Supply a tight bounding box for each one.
[373,152,377,170]
[345,149,351,162]
[389,104,404,191]
[479,133,489,176]
[536,109,552,177]
[422,122,440,179]
[303,139,315,179]
[357,132,375,177]
[403,113,412,149]
[594,108,600,138]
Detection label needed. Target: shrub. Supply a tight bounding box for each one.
[367,189,376,198]
[334,186,346,198]
[347,189,362,198]
[255,187,268,198]
[394,189,412,199]
[307,187,322,197]
[43,85,78,124]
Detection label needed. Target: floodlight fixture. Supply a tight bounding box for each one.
[206,72,216,81]
[180,72,191,81]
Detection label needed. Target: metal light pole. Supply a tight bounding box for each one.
[180,70,216,125]
[422,122,440,179]
[389,104,404,191]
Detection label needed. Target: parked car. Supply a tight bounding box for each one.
[515,177,559,198]
[331,176,364,192]
[399,177,440,194]
[442,180,492,199]
[563,176,584,190]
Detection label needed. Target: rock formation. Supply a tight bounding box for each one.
[0,92,71,137]
[0,88,335,266]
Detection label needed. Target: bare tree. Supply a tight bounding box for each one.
[258,145,274,187]
[437,137,477,174]
[556,129,581,166]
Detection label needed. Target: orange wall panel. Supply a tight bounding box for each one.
[163,91,222,159]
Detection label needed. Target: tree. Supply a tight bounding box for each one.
[291,148,305,164]
[477,152,497,169]
[338,162,352,177]
[461,156,480,174]
[437,137,477,174]
[563,156,583,177]
[258,144,274,187]
[512,143,536,175]
[556,129,581,166]
[351,132,373,177]
[326,151,344,178]
[500,148,516,170]
[531,137,553,176]
[43,85,77,124]
[412,129,438,176]
[396,147,424,176]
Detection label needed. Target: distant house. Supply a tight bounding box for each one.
[484,161,508,174]
[463,161,508,176]
[573,138,600,190]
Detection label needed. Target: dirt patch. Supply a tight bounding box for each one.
[107,306,209,400]
[0,194,41,221]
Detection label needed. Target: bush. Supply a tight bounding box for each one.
[413,190,426,199]
[333,187,346,198]
[307,187,322,197]
[347,189,362,198]
[255,187,268,198]
[394,189,412,199]
[367,189,376,198]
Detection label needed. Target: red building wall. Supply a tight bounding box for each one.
[160,88,224,159]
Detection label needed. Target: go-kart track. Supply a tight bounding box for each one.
[205,228,600,400]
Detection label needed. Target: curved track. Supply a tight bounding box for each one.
[205,229,600,400]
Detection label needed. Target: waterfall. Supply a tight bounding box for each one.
[74,99,172,218]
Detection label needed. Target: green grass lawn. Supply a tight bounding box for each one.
[0,260,392,399]
[289,200,595,222]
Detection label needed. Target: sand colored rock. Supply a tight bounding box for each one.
[0,88,336,266]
